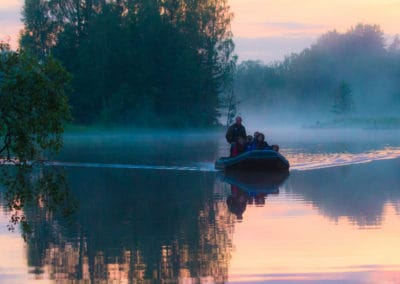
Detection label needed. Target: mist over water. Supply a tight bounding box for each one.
[1,128,398,172]
[50,128,400,172]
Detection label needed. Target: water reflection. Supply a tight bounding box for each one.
[60,131,224,166]
[287,158,400,227]
[221,171,288,221]
[2,156,400,282]
[227,159,400,283]
[0,164,75,240]
[19,169,235,283]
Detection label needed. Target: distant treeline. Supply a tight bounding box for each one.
[235,24,400,122]
[21,0,235,127]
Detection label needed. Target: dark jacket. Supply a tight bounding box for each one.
[226,123,246,143]
[255,141,270,150]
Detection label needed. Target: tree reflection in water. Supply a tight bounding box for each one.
[287,158,400,227]
[1,168,236,283]
[0,163,76,241]
[2,158,400,282]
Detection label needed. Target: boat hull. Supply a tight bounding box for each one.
[215,150,290,171]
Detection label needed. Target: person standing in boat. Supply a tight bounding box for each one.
[226,116,247,156]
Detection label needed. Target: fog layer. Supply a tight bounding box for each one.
[234,24,400,128]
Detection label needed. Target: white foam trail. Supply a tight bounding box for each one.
[45,161,217,172]
[288,147,400,171]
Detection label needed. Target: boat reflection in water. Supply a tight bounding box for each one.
[220,171,289,221]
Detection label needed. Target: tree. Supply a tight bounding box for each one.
[0,42,74,240]
[233,24,400,121]
[0,43,71,163]
[220,56,239,127]
[346,24,385,54]
[331,81,355,115]
[389,35,400,53]
[19,0,53,60]
[20,0,98,59]
[20,0,236,127]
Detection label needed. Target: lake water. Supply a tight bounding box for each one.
[1,128,400,283]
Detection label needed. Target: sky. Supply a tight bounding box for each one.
[1,0,400,63]
[229,0,400,63]
[0,0,22,48]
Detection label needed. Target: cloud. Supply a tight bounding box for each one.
[232,21,330,39]
[262,22,327,31]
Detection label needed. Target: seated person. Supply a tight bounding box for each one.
[245,135,254,151]
[254,133,270,150]
[271,144,280,152]
[253,131,260,141]
[254,132,280,152]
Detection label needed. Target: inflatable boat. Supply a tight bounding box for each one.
[215,150,290,171]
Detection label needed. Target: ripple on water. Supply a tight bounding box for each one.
[286,146,400,171]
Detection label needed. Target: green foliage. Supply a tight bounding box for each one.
[20,0,236,128]
[0,42,71,162]
[222,91,239,128]
[1,165,76,241]
[331,82,355,114]
[220,55,239,127]
[0,43,73,239]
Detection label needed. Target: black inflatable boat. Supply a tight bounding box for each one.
[215,150,290,171]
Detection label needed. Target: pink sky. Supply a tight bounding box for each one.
[0,0,22,48]
[1,0,399,62]
[229,0,400,62]
[229,0,400,38]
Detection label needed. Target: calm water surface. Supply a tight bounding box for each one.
[1,128,400,283]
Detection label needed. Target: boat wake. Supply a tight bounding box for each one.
[288,147,400,171]
[45,161,218,172]
[1,147,400,173]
